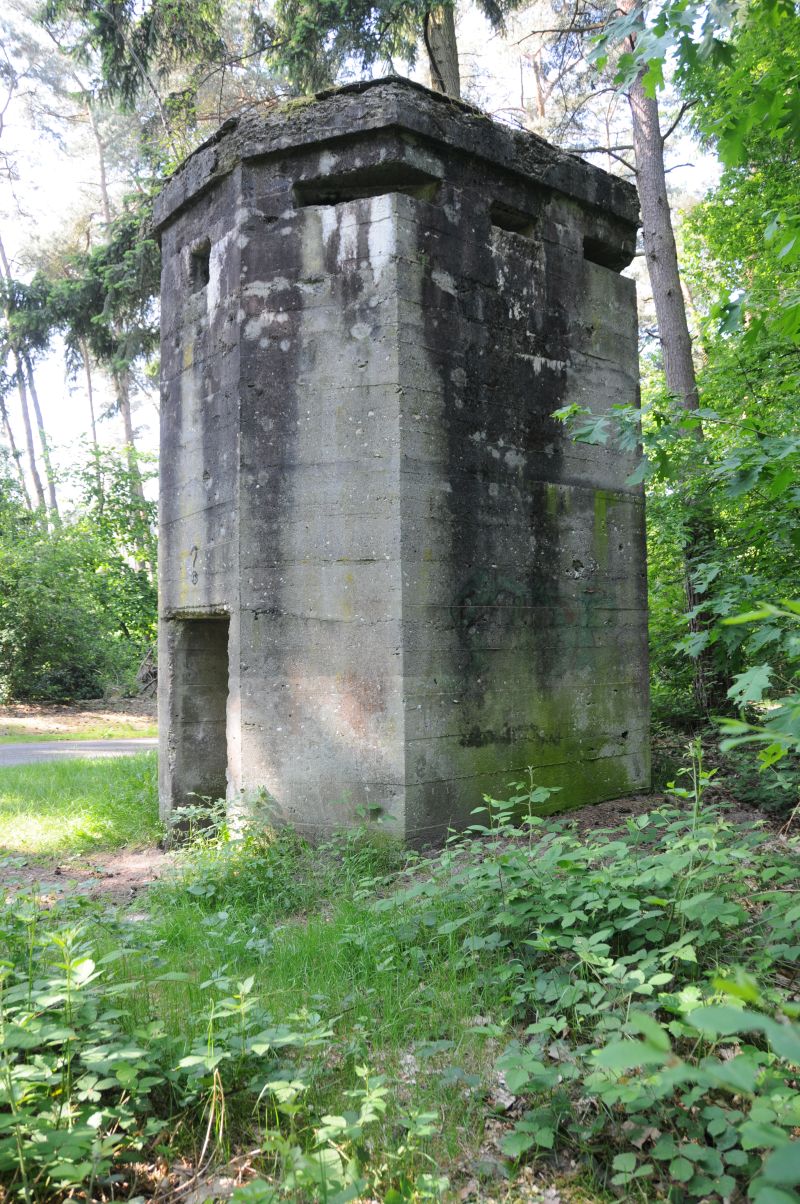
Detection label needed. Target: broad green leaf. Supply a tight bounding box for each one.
[728,665,773,705]
[763,1142,800,1186]
[628,1011,672,1053]
[501,1129,535,1158]
[594,1039,669,1070]
[670,1156,694,1182]
[741,1122,790,1151]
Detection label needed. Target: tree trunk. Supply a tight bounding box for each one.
[626,78,699,411]
[114,366,145,501]
[113,367,151,572]
[0,393,31,507]
[80,337,104,508]
[424,7,461,98]
[15,360,46,511]
[85,97,113,228]
[0,232,46,512]
[25,356,59,519]
[531,51,547,119]
[621,10,718,713]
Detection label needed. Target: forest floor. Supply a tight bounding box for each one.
[0,760,785,910]
[0,794,667,906]
[0,695,158,741]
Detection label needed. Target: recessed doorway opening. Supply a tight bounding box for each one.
[170,614,230,810]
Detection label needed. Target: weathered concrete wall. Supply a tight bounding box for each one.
[155,77,649,838]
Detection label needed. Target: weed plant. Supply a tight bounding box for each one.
[0,752,798,1201]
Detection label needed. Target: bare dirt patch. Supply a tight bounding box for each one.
[1,845,170,905]
[0,697,157,740]
[566,789,788,837]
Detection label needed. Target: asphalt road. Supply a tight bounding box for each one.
[0,738,158,768]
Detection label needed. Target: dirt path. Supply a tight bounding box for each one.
[0,698,157,740]
[1,847,172,905]
[0,737,158,767]
[565,788,791,836]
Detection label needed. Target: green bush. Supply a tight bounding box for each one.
[0,448,156,701]
[0,915,332,1200]
[0,523,146,699]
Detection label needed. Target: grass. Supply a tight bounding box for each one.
[0,751,161,856]
[0,721,158,743]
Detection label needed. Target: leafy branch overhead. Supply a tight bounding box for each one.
[41,0,530,106]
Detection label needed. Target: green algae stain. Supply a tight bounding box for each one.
[545,481,559,517]
[594,488,611,567]
[455,631,647,820]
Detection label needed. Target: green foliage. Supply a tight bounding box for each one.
[0,453,29,528]
[270,0,424,92]
[1,199,160,439]
[583,0,800,739]
[229,1067,446,1202]
[586,993,800,1203]
[0,524,141,700]
[0,723,158,745]
[378,765,800,1203]
[40,0,525,103]
[0,275,52,367]
[0,912,332,1200]
[598,0,800,343]
[718,602,800,778]
[159,795,406,925]
[41,0,226,113]
[267,0,523,92]
[0,446,156,701]
[556,384,800,729]
[0,802,451,1201]
[1,756,799,1201]
[43,198,161,380]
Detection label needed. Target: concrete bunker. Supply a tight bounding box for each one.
[155,76,650,841]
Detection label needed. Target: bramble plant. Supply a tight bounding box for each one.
[376,763,800,1202]
[719,601,800,771]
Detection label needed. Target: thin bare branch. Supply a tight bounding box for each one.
[661,99,698,144]
[514,21,607,45]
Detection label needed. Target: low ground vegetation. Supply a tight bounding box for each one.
[0,726,157,745]
[651,724,800,823]
[0,751,798,1202]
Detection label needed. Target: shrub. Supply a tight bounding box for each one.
[0,448,156,701]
